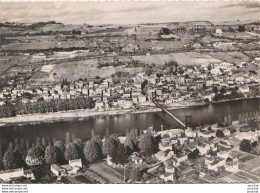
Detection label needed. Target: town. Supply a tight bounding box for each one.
[0,21,259,120]
[0,17,260,185]
[0,111,259,184]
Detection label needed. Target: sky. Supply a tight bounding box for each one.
[0,1,259,25]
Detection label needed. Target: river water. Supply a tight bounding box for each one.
[0,98,259,145]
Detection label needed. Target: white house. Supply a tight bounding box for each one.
[207,158,226,171]
[185,129,197,138]
[51,164,66,177]
[154,150,175,162]
[223,129,231,137]
[160,172,174,182]
[175,154,188,163]
[239,86,250,93]
[69,159,82,168]
[0,168,35,182]
[215,28,223,35]
[225,158,239,173]
[159,142,172,151]
[217,151,230,159]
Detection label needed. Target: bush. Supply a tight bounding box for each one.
[228,125,236,134]
[216,130,224,138]
[240,139,252,153]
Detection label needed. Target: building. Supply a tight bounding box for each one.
[131,153,143,164]
[225,158,239,173]
[51,164,66,177]
[51,159,82,177]
[207,158,226,171]
[175,154,188,164]
[215,28,223,35]
[165,165,175,173]
[0,168,35,182]
[196,143,211,156]
[69,159,82,168]
[160,172,174,182]
[154,150,175,162]
[159,142,172,151]
[239,86,250,93]
[185,129,197,138]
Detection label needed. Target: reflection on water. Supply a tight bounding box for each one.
[0,98,259,145]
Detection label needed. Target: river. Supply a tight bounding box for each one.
[0,98,259,145]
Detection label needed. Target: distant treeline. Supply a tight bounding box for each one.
[0,97,95,118]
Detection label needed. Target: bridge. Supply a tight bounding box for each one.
[152,100,187,128]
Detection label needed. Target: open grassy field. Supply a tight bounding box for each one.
[1,35,87,50]
[33,59,142,82]
[133,52,222,66]
[207,51,250,65]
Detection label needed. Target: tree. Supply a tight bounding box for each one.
[65,132,71,145]
[102,136,117,156]
[238,25,246,32]
[111,143,128,165]
[72,133,76,143]
[216,130,224,138]
[91,129,95,138]
[160,27,170,35]
[92,135,102,147]
[54,140,66,164]
[240,139,252,153]
[138,131,156,156]
[227,114,232,126]
[54,140,65,154]
[220,87,226,95]
[228,125,236,134]
[245,112,249,124]
[105,128,110,138]
[42,137,47,148]
[45,145,59,164]
[74,138,83,150]
[0,145,3,170]
[223,116,228,127]
[207,64,212,71]
[27,147,44,161]
[3,150,22,170]
[64,143,80,161]
[84,140,101,163]
[125,128,138,154]
[252,141,258,148]
[238,114,242,125]
[188,149,200,160]
[212,86,218,95]
[227,27,234,32]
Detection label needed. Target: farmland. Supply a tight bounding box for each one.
[133,52,222,66]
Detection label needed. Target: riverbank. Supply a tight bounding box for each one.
[0,97,258,127]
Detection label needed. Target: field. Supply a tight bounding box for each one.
[51,61,142,82]
[86,162,124,184]
[207,51,250,65]
[133,52,222,66]
[217,32,259,40]
[1,35,87,50]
